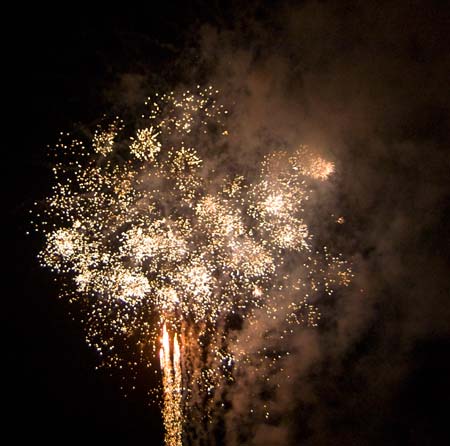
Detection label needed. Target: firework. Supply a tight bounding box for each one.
[35,86,351,445]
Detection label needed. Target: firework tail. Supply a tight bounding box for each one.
[160,321,183,446]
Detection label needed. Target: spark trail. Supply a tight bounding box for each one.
[35,86,352,445]
[160,322,182,446]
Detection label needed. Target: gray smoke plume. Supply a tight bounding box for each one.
[175,2,450,444]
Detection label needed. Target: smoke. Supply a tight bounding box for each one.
[172,1,450,444]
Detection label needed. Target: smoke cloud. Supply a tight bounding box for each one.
[169,1,449,444]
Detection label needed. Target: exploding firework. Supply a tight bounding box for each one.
[35,86,352,445]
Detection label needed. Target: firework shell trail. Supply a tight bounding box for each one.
[35,86,352,445]
[160,322,182,446]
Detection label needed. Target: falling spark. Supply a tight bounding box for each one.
[34,86,352,445]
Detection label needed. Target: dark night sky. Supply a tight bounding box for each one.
[6,1,450,445]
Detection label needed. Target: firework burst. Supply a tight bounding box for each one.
[35,86,352,445]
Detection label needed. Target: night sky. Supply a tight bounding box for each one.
[7,1,450,445]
